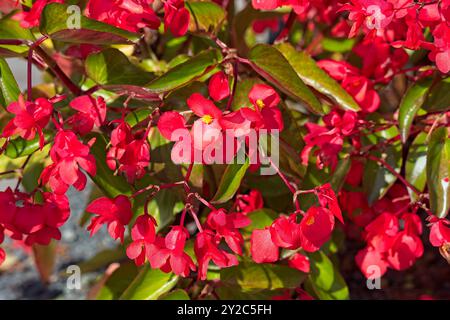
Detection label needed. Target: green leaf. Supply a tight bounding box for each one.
[276,43,360,112]
[424,77,450,112]
[0,18,34,57]
[186,1,226,35]
[0,58,20,108]
[329,157,351,192]
[427,127,450,218]
[4,132,52,159]
[398,78,432,143]
[119,265,179,300]
[159,289,190,300]
[85,48,153,86]
[78,248,126,274]
[243,208,278,233]
[248,44,323,115]
[220,260,306,292]
[307,251,349,300]
[405,132,428,202]
[212,157,250,204]
[40,3,140,44]
[362,125,402,204]
[96,263,139,300]
[86,133,132,197]
[322,37,355,53]
[146,49,222,93]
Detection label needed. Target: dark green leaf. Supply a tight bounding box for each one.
[398,78,432,143]
[119,265,179,300]
[186,1,226,34]
[362,126,402,204]
[40,3,140,44]
[212,157,250,204]
[220,260,306,292]
[405,132,428,202]
[248,44,323,114]
[307,251,349,300]
[146,49,222,93]
[4,132,52,159]
[159,289,190,300]
[276,43,360,112]
[85,48,153,86]
[427,127,450,218]
[0,58,20,108]
[424,77,450,112]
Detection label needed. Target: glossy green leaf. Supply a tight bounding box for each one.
[427,127,450,218]
[243,208,278,233]
[40,3,140,44]
[159,289,190,300]
[362,125,402,204]
[220,260,306,292]
[405,132,428,202]
[119,265,179,300]
[0,18,34,57]
[4,132,52,159]
[86,133,132,197]
[424,77,450,112]
[212,157,250,204]
[0,58,20,108]
[146,49,222,93]
[398,78,432,143]
[276,43,360,112]
[308,251,349,300]
[248,44,323,114]
[85,48,153,86]
[186,1,226,34]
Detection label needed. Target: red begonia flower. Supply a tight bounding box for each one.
[234,190,264,214]
[316,183,344,224]
[288,252,310,273]
[269,215,302,250]
[149,226,196,277]
[3,95,53,149]
[86,0,160,32]
[86,195,133,243]
[208,72,230,102]
[127,214,157,266]
[428,217,450,247]
[300,207,335,252]
[40,131,96,194]
[164,0,190,37]
[386,231,423,270]
[251,228,279,263]
[68,95,107,135]
[194,230,238,280]
[355,245,389,279]
[157,111,187,141]
[0,247,5,266]
[15,0,63,28]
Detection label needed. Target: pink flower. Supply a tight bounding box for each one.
[126,214,157,266]
[68,95,107,135]
[149,226,196,277]
[164,0,190,37]
[85,0,160,32]
[251,228,279,263]
[86,195,133,242]
[15,0,63,29]
[3,95,53,149]
[428,217,450,247]
[208,72,230,102]
[194,230,238,280]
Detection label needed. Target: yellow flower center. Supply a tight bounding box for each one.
[256,99,265,109]
[202,114,213,124]
[305,216,315,226]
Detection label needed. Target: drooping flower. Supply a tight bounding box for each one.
[251,228,279,263]
[234,190,264,214]
[299,206,335,252]
[164,0,190,37]
[3,95,53,149]
[208,72,230,102]
[149,226,196,277]
[86,195,133,242]
[288,252,310,273]
[126,214,157,266]
[428,217,450,247]
[68,95,107,135]
[40,131,96,194]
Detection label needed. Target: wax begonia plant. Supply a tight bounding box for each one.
[0,0,448,300]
